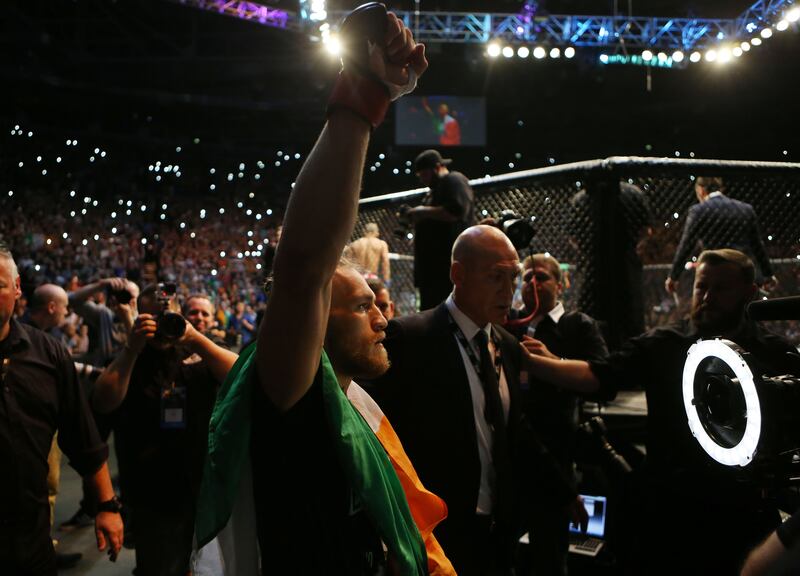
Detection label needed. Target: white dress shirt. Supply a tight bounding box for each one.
[445,295,511,515]
[526,301,565,337]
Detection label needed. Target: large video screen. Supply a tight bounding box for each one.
[395,96,486,147]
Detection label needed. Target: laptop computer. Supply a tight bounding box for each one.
[568,494,607,557]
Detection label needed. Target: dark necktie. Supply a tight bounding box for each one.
[474,329,511,518]
[474,329,504,434]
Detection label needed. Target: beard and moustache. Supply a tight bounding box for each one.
[326,334,390,381]
[691,298,747,336]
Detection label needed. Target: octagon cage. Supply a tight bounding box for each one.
[353,157,800,349]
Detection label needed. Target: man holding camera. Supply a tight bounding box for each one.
[92,284,237,575]
[519,249,797,574]
[407,149,476,310]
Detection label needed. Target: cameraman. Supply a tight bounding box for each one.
[92,284,237,575]
[407,149,476,310]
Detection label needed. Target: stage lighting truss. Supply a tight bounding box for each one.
[683,339,761,467]
[174,0,799,68]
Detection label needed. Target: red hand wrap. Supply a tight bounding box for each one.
[327,69,391,129]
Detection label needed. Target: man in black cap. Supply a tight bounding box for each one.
[407,149,476,310]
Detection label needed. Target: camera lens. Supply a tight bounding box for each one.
[158,312,186,340]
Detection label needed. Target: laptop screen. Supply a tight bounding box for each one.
[569,494,607,538]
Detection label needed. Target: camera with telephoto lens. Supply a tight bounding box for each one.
[154,282,186,341]
[496,210,537,251]
[107,286,133,305]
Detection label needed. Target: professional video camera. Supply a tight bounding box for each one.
[154,282,186,341]
[682,296,800,476]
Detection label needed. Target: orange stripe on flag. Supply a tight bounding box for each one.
[349,383,457,576]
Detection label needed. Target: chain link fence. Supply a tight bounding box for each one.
[354,157,800,347]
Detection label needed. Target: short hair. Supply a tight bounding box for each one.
[0,245,19,281]
[183,293,215,315]
[365,223,379,235]
[366,277,387,295]
[522,253,562,283]
[697,249,755,284]
[338,254,367,276]
[696,176,724,193]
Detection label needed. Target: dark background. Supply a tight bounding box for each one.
[1,0,798,206]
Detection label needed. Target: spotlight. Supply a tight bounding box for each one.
[641,50,653,61]
[741,41,751,51]
[689,51,702,63]
[502,46,514,58]
[788,7,800,23]
[533,46,546,59]
[325,36,342,56]
[672,50,685,62]
[564,46,575,58]
[517,46,530,58]
[705,49,717,62]
[751,37,762,46]
[760,28,773,39]
[549,47,561,58]
[776,20,789,32]
[487,42,501,57]
[657,51,668,62]
[599,54,609,64]
[733,46,743,57]
[718,47,732,63]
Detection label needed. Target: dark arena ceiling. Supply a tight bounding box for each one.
[1,0,798,199]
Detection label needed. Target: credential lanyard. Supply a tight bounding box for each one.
[447,312,502,382]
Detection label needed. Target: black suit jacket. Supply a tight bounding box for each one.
[367,303,573,573]
[669,194,773,281]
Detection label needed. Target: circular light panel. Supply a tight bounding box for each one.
[682,339,761,467]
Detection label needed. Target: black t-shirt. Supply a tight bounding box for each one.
[0,318,107,521]
[414,171,475,286]
[113,346,217,510]
[250,366,386,575]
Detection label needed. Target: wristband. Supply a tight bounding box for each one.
[327,69,390,129]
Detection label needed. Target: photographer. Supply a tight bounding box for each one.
[92,284,237,575]
[406,149,476,310]
[62,276,139,530]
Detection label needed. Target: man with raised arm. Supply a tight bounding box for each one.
[194,8,454,575]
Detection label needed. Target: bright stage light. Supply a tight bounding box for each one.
[517,46,530,58]
[487,42,501,57]
[502,46,514,58]
[564,46,575,58]
[599,53,609,64]
[733,46,743,57]
[672,50,684,62]
[657,51,668,62]
[760,28,773,39]
[741,41,751,51]
[641,50,653,61]
[533,46,546,59]
[549,47,561,58]
[705,49,717,62]
[324,36,341,56]
[718,47,732,63]
[776,20,789,32]
[689,51,702,63]
[788,7,800,23]
[751,37,762,46]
